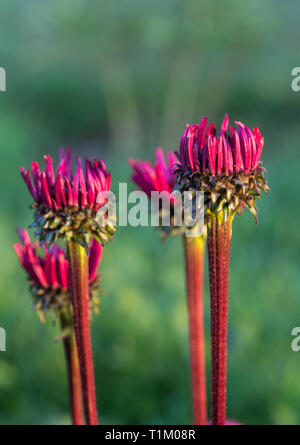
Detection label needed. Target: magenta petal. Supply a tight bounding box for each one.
[233,130,244,173]
[239,128,250,173]
[244,127,256,170]
[253,138,264,169]
[58,250,68,290]
[54,175,62,208]
[87,169,96,207]
[225,140,233,174]
[217,138,223,175]
[186,125,198,170]
[29,254,48,288]
[44,155,55,186]
[202,142,208,172]
[155,163,172,194]
[206,123,217,137]
[65,177,74,207]
[220,114,229,134]
[221,136,228,176]
[31,162,42,197]
[18,228,31,245]
[59,176,67,207]
[197,116,208,149]
[13,243,24,263]
[77,157,87,208]
[41,173,53,209]
[20,167,37,201]
[207,136,218,176]
[73,171,79,208]
[88,238,103,283]
[155,147,167,169]
[179,126,189,169]
[57,148,67,177]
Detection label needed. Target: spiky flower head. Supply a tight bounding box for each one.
[129,147,187,237]
[20,148,116,249]
[14,229,102,323]
[175,115,269,224]
[129,147,177,197]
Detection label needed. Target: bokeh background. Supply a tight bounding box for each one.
[0,0,300,425]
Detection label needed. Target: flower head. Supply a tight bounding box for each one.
[175,115,269,223]
[14,229,103,320]
[129,147,177,197]
[20,148,115,247]
[129,147,185,237]
[178,115,264,176]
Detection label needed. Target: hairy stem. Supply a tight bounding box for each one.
[67,240,98,425]
[60,312,84,425]
[184,235,207,425]
[207,215,232,425]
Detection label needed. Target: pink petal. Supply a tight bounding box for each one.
[13,243,24,263]
[221,136,228,176]
[59,176,67,207]
[41,173,53,209]
[77,159,87,208]
[87,168,96,207]
[89,238,103,283]
[72,171,79,208]
[197,117,208,149]
[54,175,62,208]
[20,167,37,201]
[58,250,68,290]
[232,130,244,173]
[65,177,74,207]
[44,156,55,186]
[220,114,229,134]
[207,136,218,176]
[31,162,42,198]
[217,138,223,175]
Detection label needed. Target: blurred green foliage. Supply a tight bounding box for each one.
[0,0,300,425]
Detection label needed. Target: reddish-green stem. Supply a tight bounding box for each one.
[60,312,84,425]
[184,235,207,425]
[207,215,232,425]
[67,240,98,425]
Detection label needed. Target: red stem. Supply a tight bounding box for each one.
[207,215,231,425]
[60,313,84,425]
[184,235,207,425]
[67,240,98,425]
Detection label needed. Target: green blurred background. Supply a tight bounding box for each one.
[0,0,300,425]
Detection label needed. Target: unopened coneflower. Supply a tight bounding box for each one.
[14,229,103,425]
[129,147,207,425]
[175,115,269,425]
[20,148,115,425]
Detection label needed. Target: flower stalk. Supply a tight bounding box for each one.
[183,235,207,425]
[207,213,232,425]
[60,312,84,425]
[67,239,98,425]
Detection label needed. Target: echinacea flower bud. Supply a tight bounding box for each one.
[13,229,102,321]
[129,146,177,197]
[129,147,186,237]
[175,115,269,223]
[20,148,116,249]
